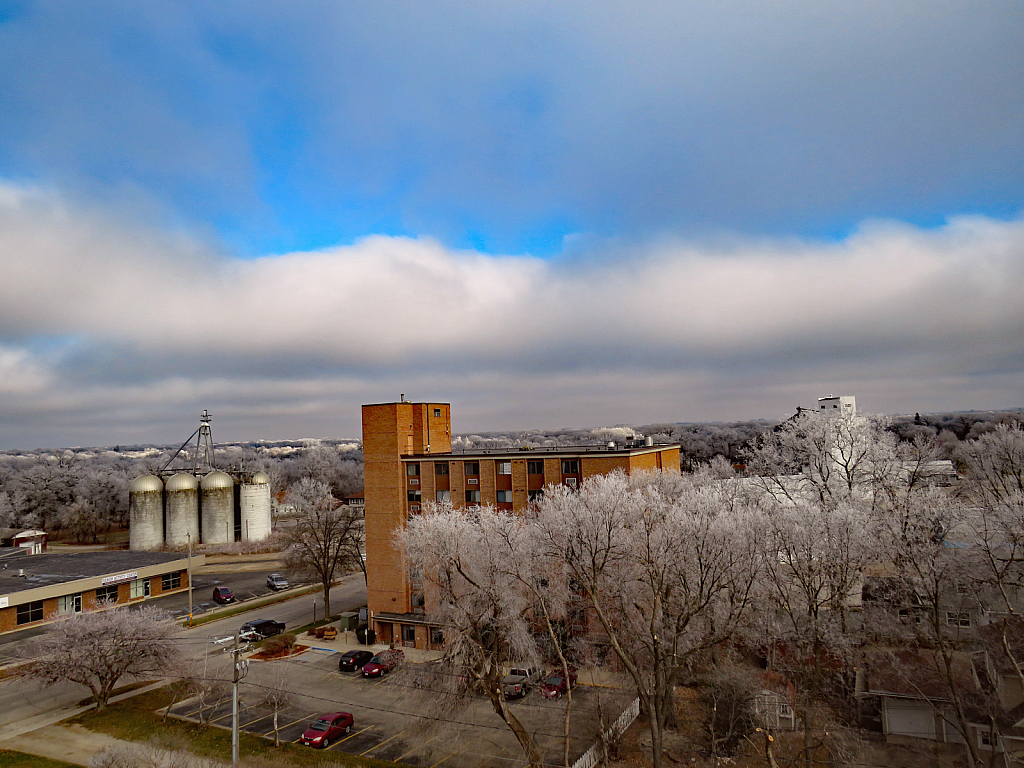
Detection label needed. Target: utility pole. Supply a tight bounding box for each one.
[187,532,193,627]
[231,633,248,766]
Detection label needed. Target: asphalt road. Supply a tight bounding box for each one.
[0,572,369,732]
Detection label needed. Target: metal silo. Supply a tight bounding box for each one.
[129,474,164,551]
[201,470,235,545]
[165,472,199,548]
[240,471,272,542]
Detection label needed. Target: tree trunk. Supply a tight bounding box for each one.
[322,578,332,619]
[487,690,542,768]
[274,710,280,747]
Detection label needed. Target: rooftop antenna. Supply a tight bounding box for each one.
[160,409,216,473]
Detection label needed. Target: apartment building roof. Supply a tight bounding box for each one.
[402,442,679,460]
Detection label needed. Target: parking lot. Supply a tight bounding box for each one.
[169,647,634,768]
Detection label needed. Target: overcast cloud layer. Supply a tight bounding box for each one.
[0,1,1022,448]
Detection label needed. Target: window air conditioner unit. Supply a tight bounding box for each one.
[566,477,578,488]
[468,478,478,485]
[409,478,419,485]
[409,504,421,512]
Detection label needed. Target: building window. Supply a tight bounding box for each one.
[402,624,416,644]
[528,489,544,503]
[407,463,420,476]
[497,462,512,475]
[980,729,994,748]
[408,490,422,502]
[435,462,449,476]
[96,585,119,604]
[431,628,445,647]
[946,611,971,627]
[57,593,82,614]
[434,408,441,418]
[16,601,43,625]
[465,462,479,476]
[466,490,481,504]
[436,490,451,503]
[496,490,512,503]
[527,461,544,475]
[562,460,580,474]
[130,578,150,599]
[162,572,182,591]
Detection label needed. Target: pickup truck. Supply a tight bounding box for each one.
[502,666,543,699]
[239,619,286,642]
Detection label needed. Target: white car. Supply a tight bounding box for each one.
[266,573,289,590]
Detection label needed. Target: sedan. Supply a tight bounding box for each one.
[338,650,374,672]
[300,712,354,748]
[540,670,578,699]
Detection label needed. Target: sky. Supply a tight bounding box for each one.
[0,0,1022,450]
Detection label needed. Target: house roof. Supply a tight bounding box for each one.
[860,647,976,701]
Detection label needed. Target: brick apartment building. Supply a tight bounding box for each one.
[363,399,681,649]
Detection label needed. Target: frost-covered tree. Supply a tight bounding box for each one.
[282,478,363,618]
[19,607,181,711]
[534,472,762,768]
[399,504,544,768]
[747,412,901,512]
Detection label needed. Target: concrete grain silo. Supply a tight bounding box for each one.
[239,471,272,542]
[165,472,200,547]
[129,474,164,551]
[201,470,235,545]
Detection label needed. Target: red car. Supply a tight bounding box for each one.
[300,712,354,748]
[540,670,578,699]
[361,648,404,678]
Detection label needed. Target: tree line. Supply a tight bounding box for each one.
[400,415,1024,768]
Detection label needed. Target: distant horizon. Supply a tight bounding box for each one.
[4,403,1020,455]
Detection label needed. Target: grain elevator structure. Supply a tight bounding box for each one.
[129,411,272,551]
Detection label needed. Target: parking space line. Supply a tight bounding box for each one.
[396,732,442,762]
[359,729,405,757]
[429,739,475,768]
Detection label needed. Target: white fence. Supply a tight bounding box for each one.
[570,696,641,768]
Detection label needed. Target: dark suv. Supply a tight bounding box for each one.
[239,619,286,642]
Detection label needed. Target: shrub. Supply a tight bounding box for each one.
[261,632,297,656]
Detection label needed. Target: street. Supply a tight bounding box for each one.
[0,571,369,733]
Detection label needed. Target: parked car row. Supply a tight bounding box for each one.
[337,648,405,677]
[501,665,578,699]
[209,572,291,607]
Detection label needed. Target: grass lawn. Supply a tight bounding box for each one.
[71,688,403,768]
[0,753,78,768]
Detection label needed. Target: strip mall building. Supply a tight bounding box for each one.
[0,550,199,633]
[363,400,680,649]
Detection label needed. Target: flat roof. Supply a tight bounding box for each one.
[402,443,679,460]
[0,551,185,592]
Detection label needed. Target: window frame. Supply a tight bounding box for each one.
[16,600,44,625]
[57,593,82,614]
[465,490,481,504]
[95,584,119,605]
[527,461,544,475]
[406,463,420,476]
[561,459,580,474]
[162,572,182,591]
[496,490,512,504]
[464,462,479,476]
[497,462,512,475]
[435,462,449,476]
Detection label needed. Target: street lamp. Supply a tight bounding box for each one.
[187,532,193,627]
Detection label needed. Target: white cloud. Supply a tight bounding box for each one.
[0,181,1022,447]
